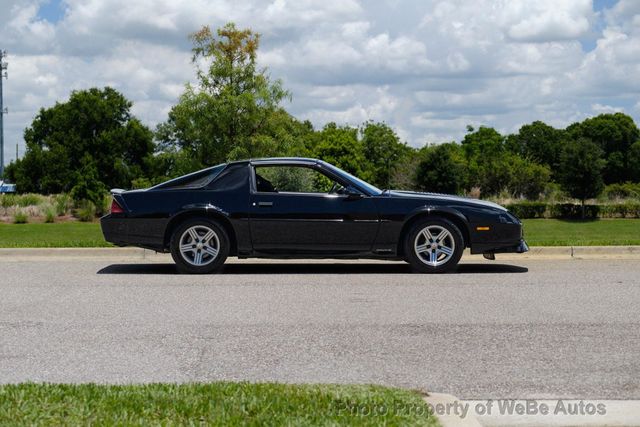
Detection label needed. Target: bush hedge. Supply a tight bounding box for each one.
[504,201,547,219]
[506,202,640,219]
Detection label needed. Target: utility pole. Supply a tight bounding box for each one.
[0,50,7,178]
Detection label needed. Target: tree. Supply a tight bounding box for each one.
[567,113,640,184]
[389,148,421,191]
[414,143,465,194]
[156,22,291,168]
[558,137,606,218]
[5,87,153,193]
[360,121,408,188]
[506,155,551,199]
[461,126,505,158]
[460,126,506,196]
[70,155,107,207]
[308,123,366,177]
[629,141,640,183]
[507,121,564,174]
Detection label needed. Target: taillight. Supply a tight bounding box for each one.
[110,199,124,214]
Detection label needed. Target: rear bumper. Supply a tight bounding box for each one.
[100,215,167,251]
[100,216,129,247]
[471,239,529,255]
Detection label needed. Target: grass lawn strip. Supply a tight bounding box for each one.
[0,382,438,426]
[1,219,640,248]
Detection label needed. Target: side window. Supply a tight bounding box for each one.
[254,165,342,194]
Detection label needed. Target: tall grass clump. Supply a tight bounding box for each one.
[1,194,17,214]
[75,201,96,222]
[44,205,56,223]
[17,193,45,207]
[13,210,28,224]
[54,193,72,216]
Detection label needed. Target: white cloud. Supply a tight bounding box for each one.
[501,0,593,42]
[1,0,640,167]
[591,103,625,113]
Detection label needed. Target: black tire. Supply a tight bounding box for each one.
[403,217,464,273]
[170,217,229,274]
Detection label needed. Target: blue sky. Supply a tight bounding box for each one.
[1,0,639,164]
[36,0,65,23]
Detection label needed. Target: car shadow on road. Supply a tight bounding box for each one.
[97,262,528,275]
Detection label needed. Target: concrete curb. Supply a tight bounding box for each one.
[464,399,640,427]
[423,393,482,427]
[468,245,640,260]
[0,247,162,260]
[1,246,640,260]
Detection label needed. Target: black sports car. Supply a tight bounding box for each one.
[101,157,528,273]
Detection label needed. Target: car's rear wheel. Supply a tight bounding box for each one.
[170,218,229,274]
[404,217,464,273]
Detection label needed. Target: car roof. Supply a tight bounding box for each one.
[235,157,321,166]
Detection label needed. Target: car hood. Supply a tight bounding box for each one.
[385,190,507,212]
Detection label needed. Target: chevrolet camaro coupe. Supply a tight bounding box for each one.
[101,157,528,273]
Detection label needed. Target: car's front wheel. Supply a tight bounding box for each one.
[170,218,229,274]
[404,218,464,273]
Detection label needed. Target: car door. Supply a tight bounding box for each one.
[249,163,379,253]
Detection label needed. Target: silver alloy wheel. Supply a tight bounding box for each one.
[414,225,456,267]
[179,225,220,266]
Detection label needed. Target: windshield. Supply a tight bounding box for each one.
[319,161,383,196]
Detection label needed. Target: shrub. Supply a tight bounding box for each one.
[506,201,547,218]
[70,157,107,208]
[75,200,97,222]
[602,182,640,200]
[44,205,56,223]
[548,203,600,219]
[96,193,111,217]
[508,158,551,200]
[610,201,640,218]
[13,210,28,224]
[625,201,640,218]
[1,194,17,214]
[54,193,72,216]
[541,182,566,203]
[16,193,44,207]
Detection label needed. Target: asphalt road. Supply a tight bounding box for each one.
[1,256,639,399]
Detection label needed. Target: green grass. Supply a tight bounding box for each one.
[0,222,111,248]
[0,382,438,426]
[523,219,640,246]
[1,219,640,248]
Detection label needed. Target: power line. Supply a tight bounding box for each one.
[0,49,7,178]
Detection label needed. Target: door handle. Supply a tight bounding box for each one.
[258,201,273,207]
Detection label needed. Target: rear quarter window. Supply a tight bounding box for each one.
[207,164,249,191]
[153,164,226,190]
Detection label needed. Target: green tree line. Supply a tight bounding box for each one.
[5,23,640,211]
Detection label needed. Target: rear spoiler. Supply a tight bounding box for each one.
[110,188,125,195]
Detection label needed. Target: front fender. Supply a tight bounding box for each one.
[404,205,469,226]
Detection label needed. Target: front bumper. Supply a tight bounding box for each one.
[470,239,529,255]
[493,239,529,254]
